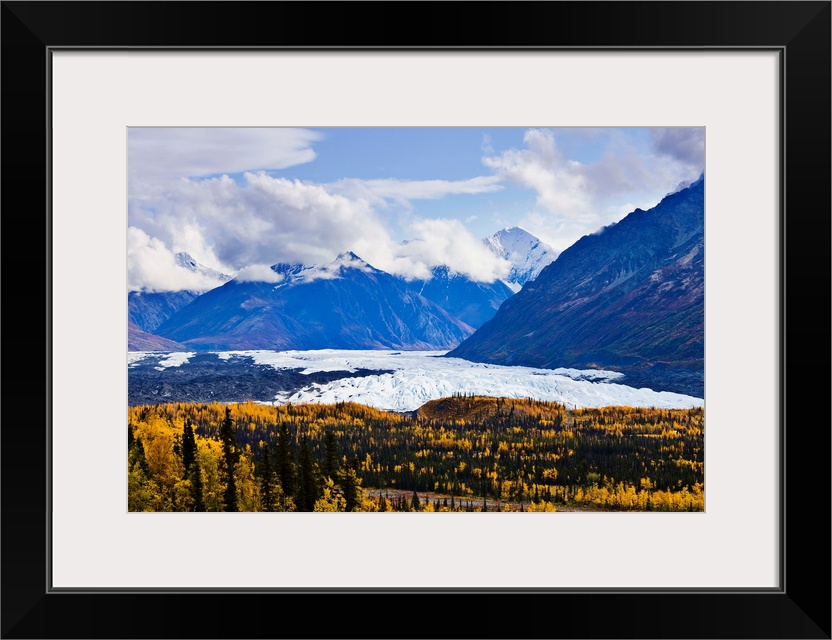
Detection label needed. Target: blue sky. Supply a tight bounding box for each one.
[128,127,704,291]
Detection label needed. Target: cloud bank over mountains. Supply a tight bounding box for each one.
[128,127,703,292]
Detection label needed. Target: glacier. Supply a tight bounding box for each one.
[129,349,704,412]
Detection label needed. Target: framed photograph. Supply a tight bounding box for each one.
[124,123,707,517]
[3,2,829,638]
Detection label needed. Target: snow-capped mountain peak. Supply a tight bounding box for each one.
[482,227,558,291]
[174,252,231,285]
[332,251,377,273]
[270,252,379,286]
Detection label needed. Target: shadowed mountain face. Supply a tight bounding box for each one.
[128,291,199,351]
[155,253,474,351]
[408,266,514,329]
[449,176,704,397]
[128,253,231,348]
[129,290,200,332]
[127,320,187,351]
[126,229,565,352]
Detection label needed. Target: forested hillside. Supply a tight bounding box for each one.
[128,397,703,512]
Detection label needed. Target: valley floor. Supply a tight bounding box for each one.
[128,349,704,411]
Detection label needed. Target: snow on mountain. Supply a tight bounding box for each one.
[483,227,558,291]
[175,252,232,286]
[270,251,378,286]
[155,253,474,351]
[128,256,231,350]
[136,348,704,412]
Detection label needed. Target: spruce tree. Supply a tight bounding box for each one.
[322,431,340,481]
[219,407,238,512]
[275,423,296,500]
[260,445,275,512]
[189,460,205,512]
[182,418,197,477]
[132,438,149,475]
[342,457,362,512]
[295,435,319,512]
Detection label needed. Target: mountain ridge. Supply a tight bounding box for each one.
[154,252,475,351]
[406,265,514,329]
[449,178,705,397]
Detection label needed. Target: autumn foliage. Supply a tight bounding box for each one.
[128,396,704,512]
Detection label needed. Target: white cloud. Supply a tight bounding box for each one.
[650,128,705,168]
[484,128,704,252]
[128,128,322,194]
[481,134,494,155]
[127,227,227,292]
[235,265,285,283]
[129,164,512,289]
[327,176,502,204]
[483,129,592,219]
[127,127,707,291]
[129,172,389,274]
[397,218,511,282]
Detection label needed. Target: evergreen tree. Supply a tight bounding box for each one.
[219,407,238,512]
[260,445,275,512]
[189,460,205,512]
[182,418,197,477]
[295,435,320,512]
[342,457,362,512]
[275,423,296,501]
[411,490,421,512]
[322,431,340,480]
[131,437,149,474]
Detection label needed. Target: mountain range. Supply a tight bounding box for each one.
[128,252,231,334]
[449,176,705,396]
[153,252,474,351]
[127,228,551,351]
[126,195,704,398]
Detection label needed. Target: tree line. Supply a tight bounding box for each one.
[128,397,704,512]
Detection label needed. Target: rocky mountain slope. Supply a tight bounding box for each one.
[450,176,705,397]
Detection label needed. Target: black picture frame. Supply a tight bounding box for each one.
[2,2,829,638]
